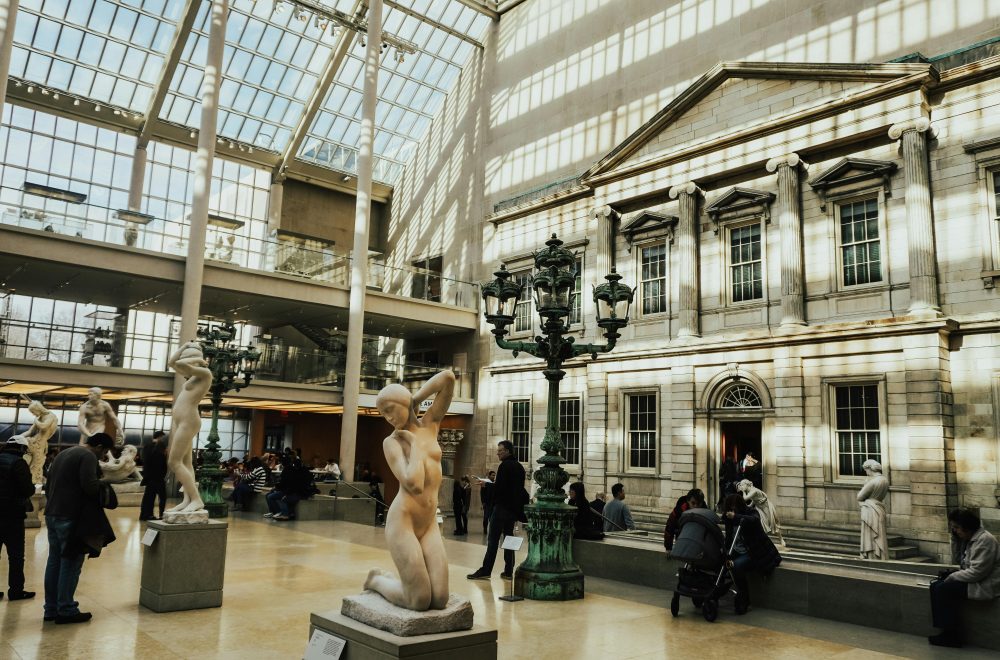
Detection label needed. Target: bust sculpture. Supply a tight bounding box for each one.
[737,479,784,545]
[362,370,456,611]
[78,387,124,445]
[99,444,140,483]
[18,398,58,485]
[165,342,212,517]
[858,459,889,560]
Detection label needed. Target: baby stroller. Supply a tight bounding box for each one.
[669,508,747,621]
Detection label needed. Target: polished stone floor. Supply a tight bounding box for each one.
[0,509,991,659]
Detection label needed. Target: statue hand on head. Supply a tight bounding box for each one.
[737,479,753,494]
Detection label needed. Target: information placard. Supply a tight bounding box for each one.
[141,529,158,547]
[303,629,346,660]
[501,535,524,551]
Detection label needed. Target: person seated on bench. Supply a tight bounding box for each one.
[568,482,603,540]
[230,456,266,511]
[664,488,707,553]
[265,458,316,521]
[322,458,341,482]
[722,493,781,613]
[928,507,1000,648]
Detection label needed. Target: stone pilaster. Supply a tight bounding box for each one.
[593,205,617,280]
[772,348,805,518]
[888,119,940,315]
[766,154,806,327]
[669,183,703,338]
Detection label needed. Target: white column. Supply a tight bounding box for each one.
[176,0,227,375]
[889,118,940,315]
[669,182,702,338]
[766,153,806,327]
[0,0,20,120]
[593,205,616,278]
[267,180,284,234]
[128,143,148,211]
[340,0,383,483]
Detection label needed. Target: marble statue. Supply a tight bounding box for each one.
[77,387,124,445]
[99,444,140,483]
[17,398,58,485]
[165,342,212,519]
[858,459,889,560]
[362,370,456,611]
[737,479,784,546]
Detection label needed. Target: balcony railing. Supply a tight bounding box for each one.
[0,186,479,309]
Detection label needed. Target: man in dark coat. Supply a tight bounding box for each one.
[722,493,781,612]
[468,440,526,580]
[44,432,113,624]
[139,430,168,521]
[0,436,37,601]
[479,470,496,534]
[452,478,467,535]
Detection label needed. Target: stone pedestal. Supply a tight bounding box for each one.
[24,491,45,529]
[111,480,144,507]
[341,592,473,637]
[310,608,496,660]
[140,519,227,612]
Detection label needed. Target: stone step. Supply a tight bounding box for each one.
[778,524,909,547]
[778,536,927,561]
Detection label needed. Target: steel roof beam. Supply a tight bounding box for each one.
[455,0,499,20]
[385,1,483,48]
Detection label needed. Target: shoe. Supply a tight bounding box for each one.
[7,591,35,601]
[43,615,55,622]
[466,570,490,580]
[263,513,275,518]
[928,633,963,648]
[272,514,290,521]
[55,612,92,625]
[138,516,149,521]
[500,572,513,580]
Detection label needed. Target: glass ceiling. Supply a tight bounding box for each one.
[8,0,492,184]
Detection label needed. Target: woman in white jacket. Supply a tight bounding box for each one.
[928,507,1000,647]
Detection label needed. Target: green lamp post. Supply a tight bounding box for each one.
[482,233,633,600]
[196,321,261,518]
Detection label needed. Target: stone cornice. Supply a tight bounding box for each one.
[486,184,593,227]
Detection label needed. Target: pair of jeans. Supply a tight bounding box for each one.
[730,552,753,600]
[265,491,300,517]
[455,508,467,534]
[229,482,256,508]
[930,578,968,635]
[0,516,26,594]
[479,507,516,575]
[482,505,493,534]
[139,479,166,520]
[44,516,86,617]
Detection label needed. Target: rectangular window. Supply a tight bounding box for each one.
[640,243,667,315]
[569,258,582,325]
[513,270,532,333]
[730,223,763,302]
[993,171,1000,220]
[839,198,882,286]
[559,397,581,465]
[834,384,881,477]
[411,255,442,302]
[625,392,656,469]
[508,399,531,463]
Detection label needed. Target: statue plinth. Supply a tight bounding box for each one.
[140,518,227,612]
[341,592,473,637]
[24,491,45,529]
[162,509,209,525]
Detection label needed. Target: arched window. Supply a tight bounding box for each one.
[719,383,762,408]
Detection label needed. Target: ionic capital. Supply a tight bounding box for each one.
[668,182,703,200]
[593,205,617,221]
[765,153,804,173]
[888,117,932,141]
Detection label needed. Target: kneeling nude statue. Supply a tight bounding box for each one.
[363,370,456,611]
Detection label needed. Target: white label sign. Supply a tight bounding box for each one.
[501,535,524,551]
[418,398,434,410]
[304,629,346,660]
[141,529,158,547]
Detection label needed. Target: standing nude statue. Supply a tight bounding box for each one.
[17,397,58,485]
[858,459,889,560]
[77,387,124,445]
[166,342,213,513]
[363,370,456,611]
[737,479,784,546]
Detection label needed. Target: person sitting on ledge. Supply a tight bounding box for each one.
[568,482,604,540]
[230,456,267,511]
[664,488,707,553]
[928,507,1000,648]
[265,458,316,521]
[722,493,781,614]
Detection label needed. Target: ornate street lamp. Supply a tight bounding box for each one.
[196,321,260,518]
[481,233,633,600]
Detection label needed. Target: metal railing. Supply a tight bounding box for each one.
[0,186,480,309]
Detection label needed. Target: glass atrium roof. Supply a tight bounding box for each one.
[9,0,492,185]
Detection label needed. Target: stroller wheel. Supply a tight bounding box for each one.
[670,592,680,617]
[692,597,704,608]
[702,599,719,622]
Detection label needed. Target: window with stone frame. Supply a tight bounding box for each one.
[625,392,657,470]
[511,269,532,334]
[569,257,583,326]
[638,242,668,315]
[559,397,582,465]
[411,255,442,302]
[838,198,883,287]
[508,399,531,463]
[729,221,763,303]
[834,384,882,477]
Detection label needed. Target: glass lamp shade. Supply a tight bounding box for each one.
[481,264,522,325]
[532,269,574,316]
[593,269,634,327]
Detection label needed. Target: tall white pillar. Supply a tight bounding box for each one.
[340,0,383,483]
[669,183,703,338]
[267,180,284,234]
[889,118,940,315]
[0,0,20,120]
[128,143,148,211]
[593,205,616,278]
[176,0,227,382]
[766,153,806,327]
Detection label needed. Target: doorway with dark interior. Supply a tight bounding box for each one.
[718,420,762,505]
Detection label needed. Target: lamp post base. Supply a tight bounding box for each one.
[513,502,585,601]
[197,466,228,519]
[514,566,584,601]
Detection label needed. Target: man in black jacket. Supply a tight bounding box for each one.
[44,432,113,624]
[468,440,526,581]
[479,470,496,534]
[139,430,168,521]
[0,436,37,602]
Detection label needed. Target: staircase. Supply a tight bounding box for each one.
[631,508,669,535]
[774,521,931,562]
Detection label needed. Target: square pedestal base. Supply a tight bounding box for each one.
[140,519,228,612]
[24,493,45,528]
[310,609,496,660]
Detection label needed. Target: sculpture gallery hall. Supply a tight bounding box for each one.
[3,0,1000,657]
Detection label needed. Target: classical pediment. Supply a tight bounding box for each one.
[704,187,775,233]
[620,210,678,249]
[583,61,935,183]
[808,157,897,210]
